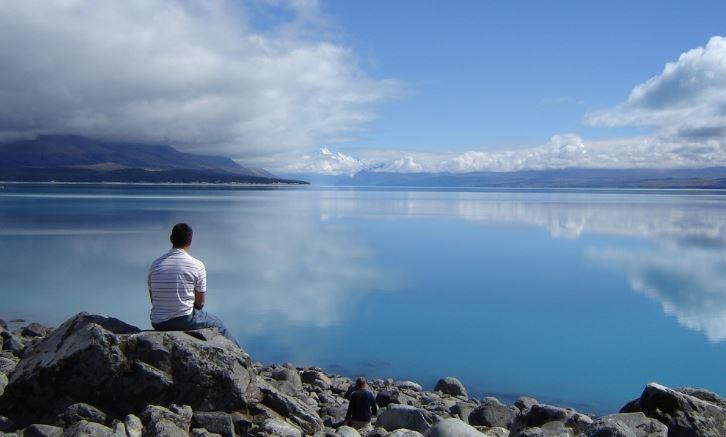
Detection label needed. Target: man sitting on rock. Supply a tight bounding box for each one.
[345,377,378,430]
[148,223,238,346]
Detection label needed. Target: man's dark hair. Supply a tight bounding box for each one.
[170,223,193,247]
[355,377,366,389]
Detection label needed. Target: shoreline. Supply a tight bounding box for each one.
[1,314,724,436]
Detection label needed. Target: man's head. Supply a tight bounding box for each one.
[355,377,366,389]
[170,223,193,249]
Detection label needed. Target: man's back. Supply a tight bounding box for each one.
[148,248,206,324]
[346,388,378,423]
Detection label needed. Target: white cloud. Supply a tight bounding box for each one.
[0,0,398,161]
[277,132,726,175]
[585,36,726,140]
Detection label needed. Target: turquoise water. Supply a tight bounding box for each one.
[1,184,725,414]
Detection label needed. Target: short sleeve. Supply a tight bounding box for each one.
[195,264,207,293]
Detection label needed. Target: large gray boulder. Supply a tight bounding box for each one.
[434,378,468,398]
[637,383,725,437]
[376,405,437,433]
[425,418,483,436]
[510,403,593,437]
[676,388,726,409]
[0,313,256,425]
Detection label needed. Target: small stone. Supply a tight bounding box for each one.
[0,356,18,375]
[426,418,483,437]
[190,428,222,437]
[434,377,468,398]
[0,333,23,357]
[0,416,16,432]
[140,404,192,432]
[124,414,143,437]
[20,323,51,338]
[22,424,64,437]
[0,373,7,397]
[56,403,107,427]
[230,412,252,436]
[260,418,302,437]
[395,381,423,392]
[385,429,424,437]
[468,403,516,428]
[336,425,360,437]
[481,397,504,406]
[142,419,187,437]
[481,427,509,437]
[60,420,119,437]
[191,412,234,437]
[514,396,539,411]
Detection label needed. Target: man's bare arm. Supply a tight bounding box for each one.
[194,291,205,310]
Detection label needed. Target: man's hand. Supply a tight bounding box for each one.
[194,291,205,310]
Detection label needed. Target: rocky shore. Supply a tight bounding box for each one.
[0,314,724,437]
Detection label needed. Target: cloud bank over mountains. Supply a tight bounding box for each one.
[0,0,397,160]
[279,36,726,175]
[2,1,726,174]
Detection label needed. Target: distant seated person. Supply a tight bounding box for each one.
[345,377,378,430]
[148,223,238,346]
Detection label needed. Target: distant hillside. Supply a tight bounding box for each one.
[0,135,305,184]
[284,167,726,189]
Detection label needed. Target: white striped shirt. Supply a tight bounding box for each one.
[148,248,207,324]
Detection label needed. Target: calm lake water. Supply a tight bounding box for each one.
[1,184,725,413]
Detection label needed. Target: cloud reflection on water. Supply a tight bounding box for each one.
[2,189,725,344]
[0,191,384,335]
[311,191,726,342]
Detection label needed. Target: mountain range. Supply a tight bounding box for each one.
[5,135,726,188]
[285,167,726,189]
[0,135,306,184]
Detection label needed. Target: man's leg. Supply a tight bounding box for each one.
[188,309,239,346]
[152,314,195,331]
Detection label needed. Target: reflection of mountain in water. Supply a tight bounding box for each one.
[318,191,726,342]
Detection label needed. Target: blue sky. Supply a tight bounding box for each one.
[323,0,725,151]
[3,0,726,174]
